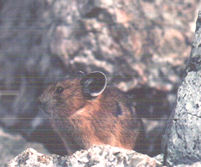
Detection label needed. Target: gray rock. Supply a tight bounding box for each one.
[0,0,196,91]
[175,162,201,167]
[153,154,164,164]
[0,127,49,166]
[162,11,201,166]
[7,145,162,167]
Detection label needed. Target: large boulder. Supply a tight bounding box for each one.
[0,0,196,90]
[162,11,201,166]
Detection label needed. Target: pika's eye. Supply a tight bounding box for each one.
[55,86,64,94]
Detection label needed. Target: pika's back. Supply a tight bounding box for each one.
[40,71,144,154]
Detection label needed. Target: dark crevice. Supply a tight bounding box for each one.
[187,112,201,119]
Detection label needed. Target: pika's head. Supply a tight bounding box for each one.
[39,71,107,117]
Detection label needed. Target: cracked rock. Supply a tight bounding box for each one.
[162,11,201,166]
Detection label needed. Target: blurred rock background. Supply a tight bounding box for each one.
[0,0,200,164]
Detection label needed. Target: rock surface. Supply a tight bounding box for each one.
[7,145,162,167]
[162,11,201,166]
[0,0,199,157]
[175,162,201,167]
[0,127,49,166]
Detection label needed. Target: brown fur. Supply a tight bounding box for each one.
[39,77,144,154]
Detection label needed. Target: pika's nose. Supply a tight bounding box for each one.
[38,101,49,114]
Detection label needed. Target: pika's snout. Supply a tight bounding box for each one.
[38,92,53,114]
[38,100,49,114]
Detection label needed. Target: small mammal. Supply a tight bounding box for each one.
[39,71,144,154]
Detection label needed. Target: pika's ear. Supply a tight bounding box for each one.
[80,71,107,98]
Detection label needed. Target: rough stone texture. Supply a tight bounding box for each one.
[175,162,201,167]
[0,0,199,156]
[0,0,197,91]
[0,127,49,166]
[7,145,162,167]
[162,11,201,166]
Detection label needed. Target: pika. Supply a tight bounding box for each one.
[39,71,144,154]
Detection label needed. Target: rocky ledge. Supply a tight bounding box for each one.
[7,145,201,167]
[7,145,162,167]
